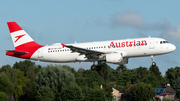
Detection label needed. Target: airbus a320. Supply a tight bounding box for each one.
[6,22,176,71]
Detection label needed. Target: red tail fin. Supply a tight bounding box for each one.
[6,22,43,59]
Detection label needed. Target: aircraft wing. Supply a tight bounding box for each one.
[64,44,109,59]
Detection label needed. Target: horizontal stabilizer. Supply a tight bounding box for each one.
[6,50,28,54]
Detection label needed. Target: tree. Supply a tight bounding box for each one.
[134,66,149,82]
[143,74,160,88]
[165,66,180,86]
[0,65,17,83]
[35,64,76,100]
[0,65,11,73]
[12,60,37,76]
[0,72,15,96]
[173,77,180,97]
[36,86,55,101]
[117,69,136,87]
[61,65,80,78]
[0,92,8,101]
[116,65,127,72]
[102,83,113,101]
[85,88,106,101]
[81,70,105,88]
[60,84,83,101]
[149,65,162,83]
[98,62,112,83]
[14,69,28,87]
[15,85,23,101]
[130,83,156,101]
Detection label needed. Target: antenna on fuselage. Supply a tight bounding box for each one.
[149,36,151,38]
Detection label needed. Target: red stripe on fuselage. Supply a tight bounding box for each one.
[6,41,43,59]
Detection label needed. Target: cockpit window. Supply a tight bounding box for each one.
[160,41,169,44]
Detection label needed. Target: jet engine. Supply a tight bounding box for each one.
[105,53,128,64]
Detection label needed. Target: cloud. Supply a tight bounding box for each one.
[162,25,180,42]
[111,10,170,30]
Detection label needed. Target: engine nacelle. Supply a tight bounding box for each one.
[105,53,128,64]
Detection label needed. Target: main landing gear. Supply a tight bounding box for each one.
[90,61,102,71]
[151,55,156,66]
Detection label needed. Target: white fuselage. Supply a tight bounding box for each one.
[30,37,176,64]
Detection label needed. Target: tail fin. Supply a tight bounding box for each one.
[7,22,42,50]
[6,22,43,59]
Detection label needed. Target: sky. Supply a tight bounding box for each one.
[0,0,180,76]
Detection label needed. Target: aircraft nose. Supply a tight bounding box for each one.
[170,44,176,52]
[172,44,176,51]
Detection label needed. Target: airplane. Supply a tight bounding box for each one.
[6,22,176,71]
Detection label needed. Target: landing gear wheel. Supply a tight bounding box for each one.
[91,65,96,70]
[151,55,156,66]
[152,62,156,66]
[96,65,102,71]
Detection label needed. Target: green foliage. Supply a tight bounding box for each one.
[60,84,83,101]
[102,83,113,101]
[163,97,175,101]
[114,85,125,92]
[1,60,179,101]
[61,65,80,78]
[13,60,36,76]
[149,65,162,83]
[143,74,160,88]
[116,65,127,72]
[24,79,37,100]
[36,86,55,101]
[0,65,11,73]
[35,64,76,100]
[85,88,106,101]
[81,70,105,88]
[130,83,156,101]
[14,69,28,87]
[0,92,8,101]
[98,62,112,82]
[173,77,180,97]
[117,69,136,87]
[15,85,23,100]
[0,72,15,96]
[0,65,17,83]
[166,66,180,86]
[134,66,149,82]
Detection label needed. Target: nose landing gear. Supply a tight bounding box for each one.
[151,55,156,66]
